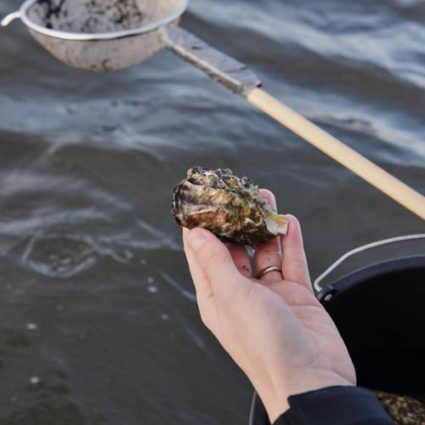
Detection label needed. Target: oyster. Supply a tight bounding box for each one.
[374,390,425,425]
[172,167,288,245]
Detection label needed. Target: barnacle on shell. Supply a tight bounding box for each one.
[172,167,288,245]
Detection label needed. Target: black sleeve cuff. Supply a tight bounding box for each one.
[273,386,394,425]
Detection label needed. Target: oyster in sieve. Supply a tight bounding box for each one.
[172,167,288,245]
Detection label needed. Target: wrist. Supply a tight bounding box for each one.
[255,370,355,423]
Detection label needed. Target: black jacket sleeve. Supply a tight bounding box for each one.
[273,386,395,425]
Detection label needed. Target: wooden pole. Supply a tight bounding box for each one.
[247,88,425,221]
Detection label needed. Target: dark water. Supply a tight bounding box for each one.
[0,0,424,424]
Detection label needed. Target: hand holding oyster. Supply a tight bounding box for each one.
[172,167,288,245]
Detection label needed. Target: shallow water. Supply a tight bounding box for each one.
[0,0,424,423]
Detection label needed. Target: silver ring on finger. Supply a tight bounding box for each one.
[256,266,282,280]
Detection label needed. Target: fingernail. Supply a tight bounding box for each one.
[188,229,207,250]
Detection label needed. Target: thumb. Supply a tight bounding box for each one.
[186,228,244,298]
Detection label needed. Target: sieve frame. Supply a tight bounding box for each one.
[4,0,189,40]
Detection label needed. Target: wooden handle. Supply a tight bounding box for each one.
[247,88,425,221]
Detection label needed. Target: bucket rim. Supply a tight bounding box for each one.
[314,234,425,293]
[319,254,425,304]
[17,0,189,41]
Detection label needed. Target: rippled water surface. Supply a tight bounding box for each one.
[0,0,424,423]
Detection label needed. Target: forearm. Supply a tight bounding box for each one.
[256,370,354,423]
[272,386,395,425]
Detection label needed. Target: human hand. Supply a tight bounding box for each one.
[182,190,356,422]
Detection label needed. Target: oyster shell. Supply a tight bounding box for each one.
[374,391,425,424]
[172,167,288,245]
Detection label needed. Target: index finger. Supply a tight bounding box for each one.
[281,215,312,292]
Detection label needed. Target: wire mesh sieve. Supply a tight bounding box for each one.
[1,0,189,71]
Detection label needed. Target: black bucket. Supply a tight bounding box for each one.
[249,255,425,425]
